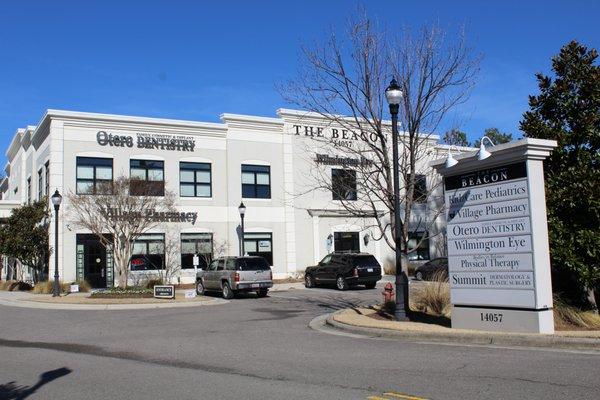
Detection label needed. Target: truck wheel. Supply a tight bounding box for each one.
[305,274,315,288]
[365,282,376,289]
[196,280,205,295]
[257,289,268,298]
[222,282,234,299]
[336,276,348,291]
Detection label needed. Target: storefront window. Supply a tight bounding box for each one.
[180,162,211,198]
[407,232,430,261]
[130,234,165,271]
[181,233,213,269]
[130,159,164,196]
[244,232,273,265]
[331,169,357,201]
[241,164,270,199]
[334,231,360,253]
[76,157,113,194]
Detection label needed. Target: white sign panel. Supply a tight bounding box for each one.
[445,162,536,308]
[449,253,533,272]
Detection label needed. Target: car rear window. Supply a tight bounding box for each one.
[238,258,270,271]
[353,255,380,267]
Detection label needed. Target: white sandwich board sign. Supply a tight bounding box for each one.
[432,138,558,334]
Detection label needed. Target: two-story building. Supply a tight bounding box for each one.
[0,108,459,287]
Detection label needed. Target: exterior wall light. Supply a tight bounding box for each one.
[477,136,495,160]
[444,146,462,168]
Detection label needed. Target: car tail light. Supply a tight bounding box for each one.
[234,272,240,282]
[353,268,358,277]
[269,270,273,280]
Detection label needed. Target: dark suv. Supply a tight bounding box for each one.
[304,253,382,290]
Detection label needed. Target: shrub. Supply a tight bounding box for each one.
[144,278,164,289]
[9,281,33,291]
[0,281,33,291]
[554,295,600,329]
[32,281,73,294]
[411,271,450,317]
[382,260,418,276]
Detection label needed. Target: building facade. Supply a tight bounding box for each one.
[1,109,455,287]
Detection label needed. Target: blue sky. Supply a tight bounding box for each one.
[1,0,598,157]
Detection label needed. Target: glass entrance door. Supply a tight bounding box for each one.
[77,235,107,288]
[333,232,360,253]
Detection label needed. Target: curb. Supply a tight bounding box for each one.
[325,310,600,351]
[0,296,229,311]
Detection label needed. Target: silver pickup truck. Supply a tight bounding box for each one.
[196,256,273,299]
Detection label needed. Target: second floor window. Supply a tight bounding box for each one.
[130,159,164,196]
[242,164,270,199]
[26,177,31,204]
[76,157,113,195]
[331,169,357,201]
[406,174,427,203]
[44,162,50,198]
[37,169,43,200]
[180,162,211,198]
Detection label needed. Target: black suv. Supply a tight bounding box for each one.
[304,253,382,290]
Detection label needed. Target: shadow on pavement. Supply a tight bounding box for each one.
[0,367,72,399]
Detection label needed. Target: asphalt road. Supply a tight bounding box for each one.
[1,283,599,400]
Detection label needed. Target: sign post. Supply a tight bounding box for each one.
[193,254,199,276]
[432,138,557,334]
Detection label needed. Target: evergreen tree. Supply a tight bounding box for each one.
[471,127,513,147]
[0,199,50,283]
[442,129,469,147]
[520,40,600,311]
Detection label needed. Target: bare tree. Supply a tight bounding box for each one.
[280,15,479,262]
[140,227,182,285]
[199,238,228,269]
[67,177,176,288]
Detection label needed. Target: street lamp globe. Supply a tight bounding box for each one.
[238,202,246,217]
[51,190,62,208]
[385,79,403,106]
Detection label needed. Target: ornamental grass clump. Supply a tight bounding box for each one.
[553,295,600,330]
[31,280,89,294]
[411,271,450,317]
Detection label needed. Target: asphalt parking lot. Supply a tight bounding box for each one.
[1,282,599,400]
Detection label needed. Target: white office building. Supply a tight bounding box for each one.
[0,108,454,287]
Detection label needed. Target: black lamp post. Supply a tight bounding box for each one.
[238,202,246,256]
[51,190,62,297]
[385,79,409,321]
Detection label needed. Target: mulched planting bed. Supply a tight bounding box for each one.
[90,289,153,299]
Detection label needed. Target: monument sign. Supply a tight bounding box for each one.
[432,138,558,333]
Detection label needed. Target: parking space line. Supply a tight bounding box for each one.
[383,392,428,400]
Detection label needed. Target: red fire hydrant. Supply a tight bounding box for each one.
[382,282,394,303]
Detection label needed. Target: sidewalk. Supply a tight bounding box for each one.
[325,308,600,351]
[0,282,303,310]
[0,289,227,310]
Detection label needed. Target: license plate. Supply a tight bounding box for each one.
[251,283,259,288]
[367,268,374,272]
